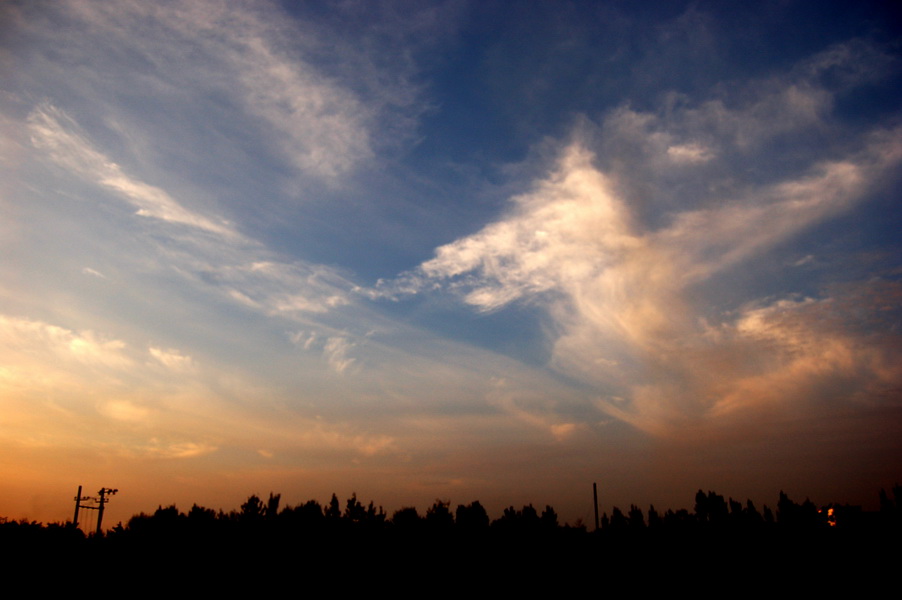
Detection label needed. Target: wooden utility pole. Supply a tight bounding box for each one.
[593,482,599,531]
[72,485,83,528]
[95,487,117,535]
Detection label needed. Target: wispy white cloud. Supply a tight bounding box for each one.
[149,346,195,372]
[28,103,237,237]
[323,336,356,374]
[224,261,351,317]
[48,0,427,182]
[161,0,375,180]
[414,143,636,312]
[138,439,218,460]
[26,102,356,323]
[99,399,151,423]
[666,142,713,164]
[714,283,902,413]
[0,314,132,370]
[657,145,897,285]
[289,329,358,374]
[592,38,899,206]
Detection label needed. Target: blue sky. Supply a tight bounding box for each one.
[2,0,901,524]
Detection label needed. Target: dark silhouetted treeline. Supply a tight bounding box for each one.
[4,485,901,542]
[4,486,900,587]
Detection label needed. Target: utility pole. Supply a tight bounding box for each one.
[593,482,599,532]
[73,485,83,529]
[72,485,118,534]
[95,487,117,535]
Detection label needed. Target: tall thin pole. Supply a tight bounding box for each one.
[95,487,117,535]
[96,488,106,535]
[73,485,82,528]
[593,482,599,531]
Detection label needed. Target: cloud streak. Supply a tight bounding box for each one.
[28,103,237,237]
[25,101,359,327]
[44,0,428,182]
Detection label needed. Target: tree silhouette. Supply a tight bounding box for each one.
[628,504,645,530]
[344,493,366,524]
[239,495,265,522]
[325,493,341,520]
[391,507,421,530]
[455,501,489,531]
[425,499,454,531]
[540,505,559,530]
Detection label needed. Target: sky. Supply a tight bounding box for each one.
[2,0,901,526]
